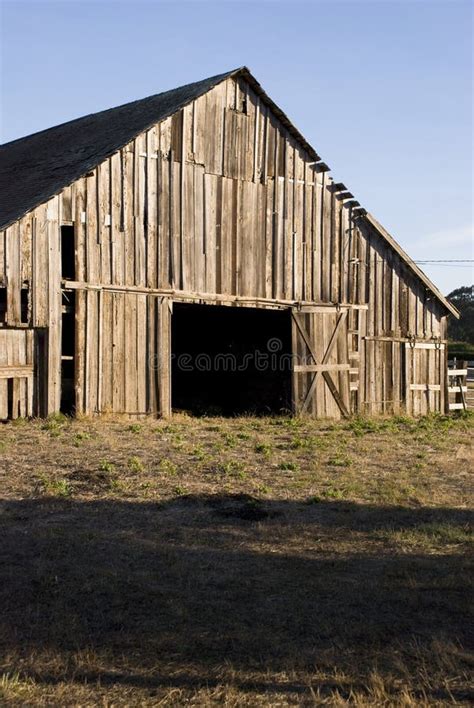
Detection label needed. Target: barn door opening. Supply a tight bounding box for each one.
[292,308,354,419]
[60,291,75,414]
[60,225,77,414]
[171,303,292,415]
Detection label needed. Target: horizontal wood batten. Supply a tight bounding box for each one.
[61,281,369,311]
[0,365,34,379]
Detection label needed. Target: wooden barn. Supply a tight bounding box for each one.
[0,67,459,420]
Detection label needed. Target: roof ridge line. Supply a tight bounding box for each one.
[1,67,244,148]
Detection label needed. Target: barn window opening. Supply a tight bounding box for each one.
[60,291,75,414]
[171,303,292,416]
[0,288,6,324]
[0,287,29,325]
[7,378,14,419]
[21,288,29,324]
[61,225,76,281]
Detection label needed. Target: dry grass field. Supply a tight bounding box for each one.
[0,412,473,706]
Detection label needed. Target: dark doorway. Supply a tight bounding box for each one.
[61,225,76,281]
[60,291,75,414]
[171,303,292,416]
[60,224,76,414]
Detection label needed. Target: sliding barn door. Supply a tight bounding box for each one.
[291,308,354,419]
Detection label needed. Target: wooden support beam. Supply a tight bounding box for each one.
[313,162,330,173]
[0,365,34,379]
[61,281,368,312]
[294,363,350,373]
[336,191,354,201]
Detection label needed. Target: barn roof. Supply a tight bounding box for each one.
[0,69,238,232]
[0,66,321,235]
[0,67,458,317]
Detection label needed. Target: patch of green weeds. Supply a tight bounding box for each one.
[236,431,251,440]
[278,461,300,472]
[255,484,270,495]
[39,475,72,497]
[158,459,178,475]
[288,434,328,451]
[128,456,144,473]
[10,417,28,427]
[213,460,247,478]
[155,424,179,436]
[222,432,237,448]
[99,459,115,473]
[307,486,346,502]
[41,420,63,435]
[73,431,91,446]
[108,477,125,492]
[327,454,353,468]
[246,420,263,430]
[192,445,207,461]
[283,417,305,429]
[255,441,272,456]
[347,416,382,436]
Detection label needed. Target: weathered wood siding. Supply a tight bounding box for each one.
[0,75,450,418]
[0,198,61,416]
[354,218,448,415]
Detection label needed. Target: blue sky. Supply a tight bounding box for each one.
[1,0,472,294]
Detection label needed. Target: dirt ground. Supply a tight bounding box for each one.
[0,412,473,706]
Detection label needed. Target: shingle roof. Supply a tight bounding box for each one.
[0,68,238,231]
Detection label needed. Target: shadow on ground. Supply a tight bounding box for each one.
[0,495,472,700]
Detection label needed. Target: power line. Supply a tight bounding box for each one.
[414,259,474,263]
[362,258,473,265]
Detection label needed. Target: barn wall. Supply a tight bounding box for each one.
[0,75,451,418]
[354,219,447,415]
[0,198,61,417]
[73,290,170,416]
[58,77,357,303]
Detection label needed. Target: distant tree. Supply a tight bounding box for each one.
[447,285,474,346]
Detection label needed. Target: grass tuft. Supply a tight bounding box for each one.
[128,456,145,473]
[38,476,72,497]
